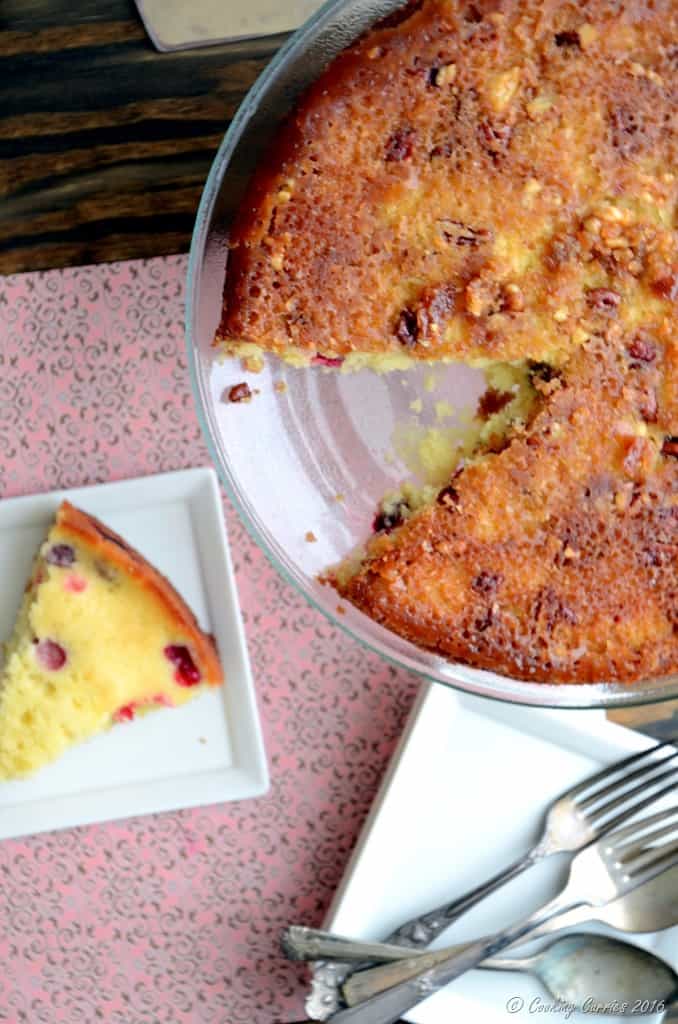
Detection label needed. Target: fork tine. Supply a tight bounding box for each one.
[566,742,670,802]
[619,821,678,866]
[613,806,678,853]
[605,806,678,847]
[593,777,678,838]
[578,750,678,811]
[585,767,678,834]
[625,837,678,883]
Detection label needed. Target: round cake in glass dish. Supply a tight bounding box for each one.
[214,0,677,684]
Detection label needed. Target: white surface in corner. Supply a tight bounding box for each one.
[327,684,676,1024]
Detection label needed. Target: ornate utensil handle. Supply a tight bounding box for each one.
[303,848,539,1019]
[329,892,579,1024]
[386,849,538,947]
[341,902,589,1006]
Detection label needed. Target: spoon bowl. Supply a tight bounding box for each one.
[482,934,678,1015]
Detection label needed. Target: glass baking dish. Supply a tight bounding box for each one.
[186,0,678,709]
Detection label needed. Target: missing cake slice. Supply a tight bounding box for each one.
[0,502,223,779]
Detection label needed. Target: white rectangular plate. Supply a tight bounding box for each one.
[327,684,677,1024]
[0,467,268,840]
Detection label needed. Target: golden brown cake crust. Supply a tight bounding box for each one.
[335,340,677,684]
[217,0,677,683]
[58,502,223,687]
[217,0,678,370]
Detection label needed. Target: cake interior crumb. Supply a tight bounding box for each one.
[389,361,536,486]
[435,400,456,421]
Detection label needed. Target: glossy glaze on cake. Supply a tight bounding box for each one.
[0,502,223,778]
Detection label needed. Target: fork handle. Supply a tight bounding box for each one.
[387,848,540,947]
[305,844,544,1019]
[329,893,581,1024]
[341,902,590,1006]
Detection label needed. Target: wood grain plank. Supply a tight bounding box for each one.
[0,21,145,57]
[0,0,282,273]
[1,136,224,199]
[0,0,132,31]
[0,96,235,141]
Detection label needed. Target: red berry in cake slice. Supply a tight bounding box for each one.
[164,645,201,686]
[34,639,67,671]
[313,354,344,367]
[113,693,175,723]
[64,574,87,593]
[45,543,76,567]
[0,501,224,779]
[113,703,136,723]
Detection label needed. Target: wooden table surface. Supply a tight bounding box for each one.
[0,0,283,274]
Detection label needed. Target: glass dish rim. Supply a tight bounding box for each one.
[185,0,678,712]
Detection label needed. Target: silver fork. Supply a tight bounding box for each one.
[328,804,678,1024]
[303,741,678,1018]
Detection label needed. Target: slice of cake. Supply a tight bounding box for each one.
[332,339,677,684]
[0,502,223,779]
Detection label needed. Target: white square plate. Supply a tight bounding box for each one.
[327,684,677,1024]
[0,467,268,840]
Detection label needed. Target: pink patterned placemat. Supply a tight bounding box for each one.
[0,256,419,1023]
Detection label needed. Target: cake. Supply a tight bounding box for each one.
[216,0,678,376]
[335,340,677,683]
[0,502,223,779]
[215,0,677,684]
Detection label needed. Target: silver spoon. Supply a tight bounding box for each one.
[343,933,678,1014]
